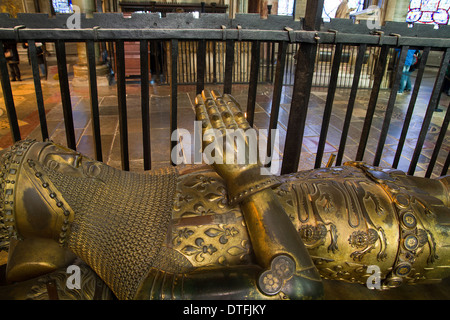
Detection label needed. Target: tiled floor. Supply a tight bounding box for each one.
[0,58,449,178]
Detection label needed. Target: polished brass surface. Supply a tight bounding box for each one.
[6,237,76,283]
[0,90,449,300]
[0,260,113,300]
[168,163,450,288]
[194,90,280,206]
[276,163,450,288]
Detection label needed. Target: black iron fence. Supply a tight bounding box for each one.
[0,12,449,177]
[145,40,390,88]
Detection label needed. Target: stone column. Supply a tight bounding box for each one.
[72,0,109,86]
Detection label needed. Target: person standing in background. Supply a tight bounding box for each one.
[398,49,416,94]
[23,42,47,79]
[3,41,21,81]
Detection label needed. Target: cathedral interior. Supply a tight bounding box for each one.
[0,0,449,301]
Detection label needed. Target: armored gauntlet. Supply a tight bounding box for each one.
[191,90,323,298]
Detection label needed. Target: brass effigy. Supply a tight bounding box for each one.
[0,90,449,300]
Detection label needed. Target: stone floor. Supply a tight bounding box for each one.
[0,60,449,178]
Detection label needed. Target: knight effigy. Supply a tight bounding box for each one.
[0,90,448,300]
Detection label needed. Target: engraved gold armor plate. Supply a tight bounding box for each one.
[0,90,449,300]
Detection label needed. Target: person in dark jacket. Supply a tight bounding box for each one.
[3,41,21,81]
[23,42,47,78]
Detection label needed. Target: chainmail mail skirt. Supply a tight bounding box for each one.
[43,164,178,300]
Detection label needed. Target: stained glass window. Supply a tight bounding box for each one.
[406,0,450,25]
[52,0,73,13]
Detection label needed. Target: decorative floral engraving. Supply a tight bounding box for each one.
[204,225,239,244]
[182,202,216,217]
[172,228,195,246]
[260,272,281,294]
[258,255,295,296]
[181,238,218,262]
[298,224,327,247]
[349,229,379,261]
[184,175,216,192]
[173,192,194,211]
[205,186,228,208]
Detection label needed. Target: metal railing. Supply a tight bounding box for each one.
[0,12,449,177]
[145,41,390,88]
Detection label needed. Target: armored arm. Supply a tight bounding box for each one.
[190,90,323,298]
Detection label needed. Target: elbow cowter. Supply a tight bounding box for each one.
[257,254,324,300]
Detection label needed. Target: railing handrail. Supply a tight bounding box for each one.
[0,13,449,47]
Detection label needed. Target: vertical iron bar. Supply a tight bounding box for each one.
[115,40,129,171]
[246,40,260,127]
[259,43,263,83]
[356,44,389,161]
[280,0,323,173]
[442,151,450,176]
[425,101,450,178]
[304,0,324,31]
[315,43,343,168]
[373,45,409,166]
[270,41,276,83]
[284,44,290,85]
[206,41,210,83]
[317,44,323,86]
[179,41,185,84]
[188,41,194,83]
[218,42,223,83]
[55,40,76,150]
[140,39,151,170]
[224,39,235,94]
[267,41,288,159]
[85,40,102,162]
[237,42,240,83]
[246,42,251,83]
[28,40,49,140]
[393,47,430,168]
[281,43,317,174]
[286,44,293,84]
[409,48,450,175]
[212,41,217,84]
[197,39,206,94]
[170,39,179,163]
[265,42,271,82]
[0,41,21,143]
[149,40,156,83]
[163,41,169,84]
[336,44,366,166]
[337,46,343,87]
